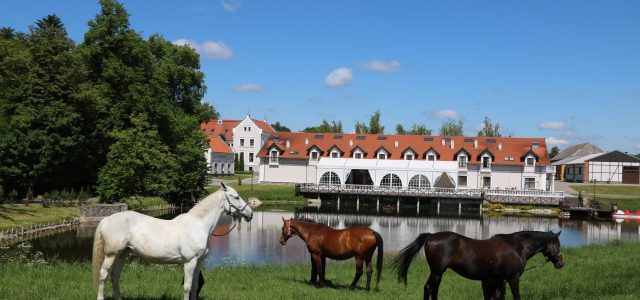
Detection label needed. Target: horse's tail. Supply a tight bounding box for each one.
[92,221,105,288]
[392,233,431,285]
[373,230,383,290]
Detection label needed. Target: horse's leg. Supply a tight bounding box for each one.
[110,250,128,300]
[481,280,500,300]
[425,272,443,300]
[196,270,205,297]
[497,280,506,300]
[349,256,364,290]
[311,254,323,287]
[183,259,197,300]
[97,255,116,300]
[506,276,521,300]
[321,256,331,286]
[309,255,318,284]
[364,256,373,291]
[189,260,204,300]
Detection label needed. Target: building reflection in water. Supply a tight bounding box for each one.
[204,204,640,268]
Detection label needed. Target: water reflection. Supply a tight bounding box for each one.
[3,205,639,268]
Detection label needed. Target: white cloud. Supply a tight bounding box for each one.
[234,83,267,93]
[221,0,241,12]
[429,109,462,120]
[172,39,234,60]
[360,60,401,73]
[325,67,353,87]
[539,121,566,130]
[546,137,569,147]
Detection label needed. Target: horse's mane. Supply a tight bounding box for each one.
[188,189,224,219]
[491,231,555,242]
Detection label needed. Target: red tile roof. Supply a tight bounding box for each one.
[200,118,276,141]
[200,119,240,141]
[207,135,234,154]
[257,132,550,166]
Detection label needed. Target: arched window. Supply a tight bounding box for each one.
[319,172,341,186]
[409,175,430,189]
[380,174,402,188]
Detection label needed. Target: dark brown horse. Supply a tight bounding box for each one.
[393,231,564,300]
[279,218,383,291]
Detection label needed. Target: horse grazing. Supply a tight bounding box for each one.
[393,231,564,300]
[279,218,383,291]
[92,182,253,300]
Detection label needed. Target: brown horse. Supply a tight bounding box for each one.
[393,231,564,300]
[279,218,383,291]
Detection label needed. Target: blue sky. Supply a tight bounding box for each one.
[2,0,640,152]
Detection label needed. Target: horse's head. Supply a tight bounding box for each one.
[221,182,253,222]
[279,217,294,245]
[542,231,564,269]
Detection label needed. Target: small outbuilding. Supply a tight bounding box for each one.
[552,150,640,184]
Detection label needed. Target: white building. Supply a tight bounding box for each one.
[201,116,275,172]
[258,132,556,191]
[552,150,640,184]
[204,135,234,175]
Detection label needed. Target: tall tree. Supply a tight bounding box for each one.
[477,116,502,137]
[303,119,343,133]
[196,102,219,123]
[271,121,291,132]
[355,121,369,134]
[549,146,560,160]
[396,123,432,135]
[439,119,464,136]
[368,110,384,134]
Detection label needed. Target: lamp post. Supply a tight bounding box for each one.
[592,179,596,202]
[250,167,253,191]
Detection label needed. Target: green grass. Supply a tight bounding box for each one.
[570,184,640,211]
[0,205,78,230]
[1,242,639,299]
[123,197,170,211]
[207,183,306,203]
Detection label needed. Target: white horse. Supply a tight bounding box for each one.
[92,182,253,300]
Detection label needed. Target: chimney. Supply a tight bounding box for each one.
[304,138,309,145]
[394,141,399,148]
[441,139,446,146]
[473,140,478,149]
[498,143,503,151]
[285,140,291,149]
[349,139,353,147]
[450,140,455,149]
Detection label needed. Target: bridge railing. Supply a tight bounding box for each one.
[296,183,563,199]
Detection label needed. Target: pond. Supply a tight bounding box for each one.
[2,203,639,269]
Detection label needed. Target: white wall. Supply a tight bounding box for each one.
[232,117,263,172]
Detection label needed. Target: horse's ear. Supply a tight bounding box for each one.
[555,230,561,237]
[221,181,228,191]
[282,217,285,222]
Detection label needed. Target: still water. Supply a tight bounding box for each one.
[4,204,640,269]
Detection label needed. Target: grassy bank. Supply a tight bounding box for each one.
[207,183,306,203]
[1,242,639,299]
[0,205,78,230]
[570,184,640,211]
[0,197,169,230]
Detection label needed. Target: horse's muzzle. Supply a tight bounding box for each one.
[553,255,564,269]
[243,212,253,222]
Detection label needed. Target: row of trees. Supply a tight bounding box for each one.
[0,0,217,204]
[278,111,503,137]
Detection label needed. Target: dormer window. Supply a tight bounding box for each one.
[427,154,436,162]
[405,153,414,160]
[482,155,491,168]
[354,152,363,159]
[378,153,387,159]
[458,155,467,167]
[269,150,279,163]
[310,151,319,160]
[331,151,340,158]
[526,156,535,167]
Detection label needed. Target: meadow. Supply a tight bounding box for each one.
[1,242,638,299]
